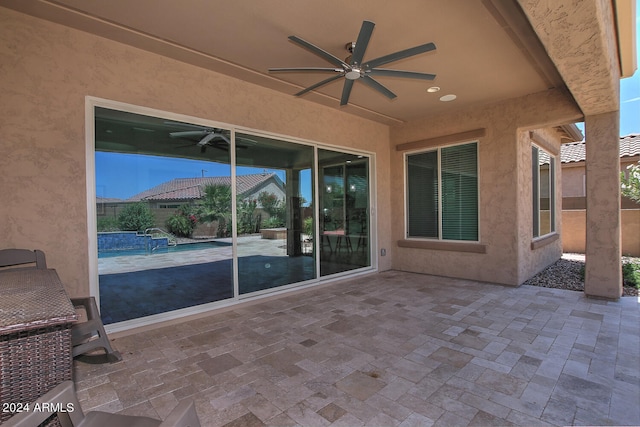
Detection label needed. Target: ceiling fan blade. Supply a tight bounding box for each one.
[351,20,375,65]
[269,67,343,74]
[170,130,206,138]
[288,35,349,68]
[360,76,397,100]
[295,74,344,96]
[340,79,355,106]
[197,132,218,146]
[367,69,436,80]
[364,42,436,69]
[215,133,231,145]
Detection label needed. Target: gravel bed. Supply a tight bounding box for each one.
[523,254,639,297]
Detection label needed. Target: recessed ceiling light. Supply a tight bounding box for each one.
[427,86,440,93]
[439,94,457,102]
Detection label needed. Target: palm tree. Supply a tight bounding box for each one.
[199,184,232,237]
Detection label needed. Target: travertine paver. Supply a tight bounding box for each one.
[74,271,640,426]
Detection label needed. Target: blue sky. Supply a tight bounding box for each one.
[97,16,639,200]
[620,6,640,136]
[95,152,286,200]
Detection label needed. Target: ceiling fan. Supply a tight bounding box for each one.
[269,20,436,106]
[167,122,253,153]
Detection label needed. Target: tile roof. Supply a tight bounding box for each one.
[127,173,281,201]
[96,196,123,203]
[560,134,640,164]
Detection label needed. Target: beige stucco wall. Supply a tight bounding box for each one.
[390,91,579,286]
[0,7,391,297]
[519,0,620,116]
[517,127,563,283]
[562,164,586,197]
[563,158,638,199]
[563,209,640,257]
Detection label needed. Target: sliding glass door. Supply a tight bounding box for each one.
[93,103,372,326]
[235,134,315,294]
[95,107,234,324]
[318,149,371,276]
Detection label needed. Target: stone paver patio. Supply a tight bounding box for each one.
[74,271,640,426]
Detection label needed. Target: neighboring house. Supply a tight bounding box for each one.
[561,135,640,256]
[95,196,123,217]
[1,1,635,330]
[127,173,285,207]
[97,173,286,235]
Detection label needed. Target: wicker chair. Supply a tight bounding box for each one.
[0,248,121,363]
[0,248,47,270]
[5,380,201,427]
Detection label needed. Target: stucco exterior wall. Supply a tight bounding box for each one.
[563,158,637,199]
[390,92,579,286]
[563,209,640,257]
[562,164,586,197]
[0,7,391,297]
[517,127,563,283]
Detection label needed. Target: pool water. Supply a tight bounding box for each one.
[98,241,231,258]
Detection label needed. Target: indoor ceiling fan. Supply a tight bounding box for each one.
[269,20,437,106]
[167,122,253,153]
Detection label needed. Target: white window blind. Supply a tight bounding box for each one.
[406,142,478,241]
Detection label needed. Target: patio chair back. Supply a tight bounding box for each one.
[0,248,122,363]
[0,248,47,270]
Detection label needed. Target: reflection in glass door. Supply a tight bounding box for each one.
[94,103,373,327]
[318,149,371,276]
[236,134,316,295]
[94,107,234,324]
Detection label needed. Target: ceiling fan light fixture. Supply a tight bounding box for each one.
[345,69,362,80]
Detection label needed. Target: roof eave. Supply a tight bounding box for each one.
[559,124,584,142]
[615,0,638,78]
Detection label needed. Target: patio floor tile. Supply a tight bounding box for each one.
[73,271,640,426]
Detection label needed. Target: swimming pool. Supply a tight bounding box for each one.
[98,240,231,258]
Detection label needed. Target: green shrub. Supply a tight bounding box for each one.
[303,217,313,236]
[262,216,283,229]
[258,192,285,227]
[620,162,640,204]
[166,205,198,237]
[97,217,119,232]
[237,199,258,235]
[117,202,155,232]
[622,261,640,288]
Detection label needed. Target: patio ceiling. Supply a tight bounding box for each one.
[1,0,570,125]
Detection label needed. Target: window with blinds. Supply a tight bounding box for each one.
[406,142,478,241]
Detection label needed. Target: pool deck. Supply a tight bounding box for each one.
[98,235,284,274]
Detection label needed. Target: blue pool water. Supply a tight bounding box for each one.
[98,241,231,258]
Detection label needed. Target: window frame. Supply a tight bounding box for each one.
[86,96,378,332]
[404,141,480,243]
[532,144,556,239]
